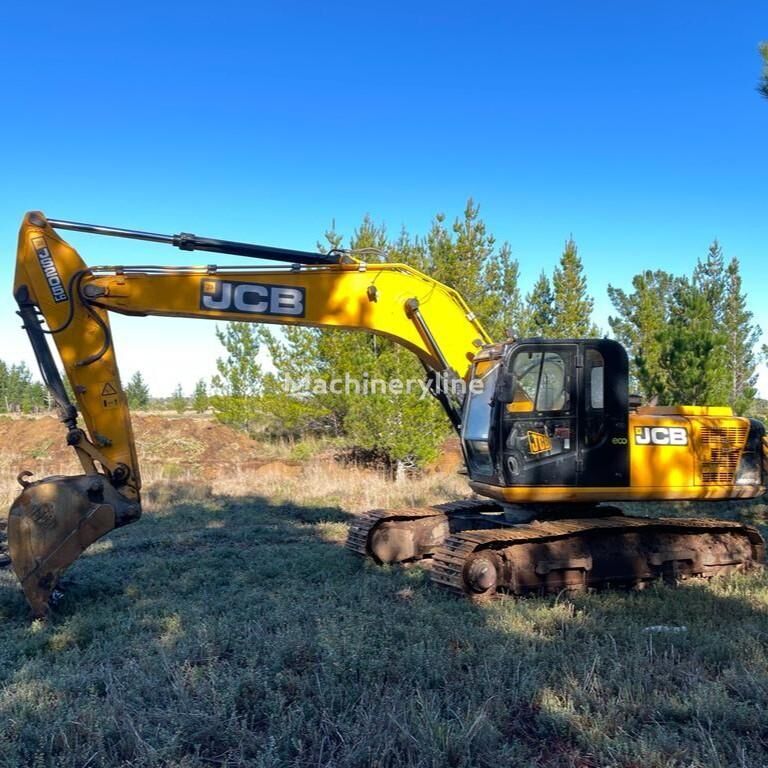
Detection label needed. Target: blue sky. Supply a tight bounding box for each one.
[1,1,766,396]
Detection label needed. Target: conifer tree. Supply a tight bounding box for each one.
[523,271,555,336]
[759,42,768,100]
[691,240,731,404]
[608,270,677,397]
[418,199,521,333]
[171,384,187,414]
[0,360,7,412]
[1,362,43,413]
[211,322,264,430]
[422,201,492,315]
[723,257,761,414]
[484,242,524,339]
[693,240,726,320]
[192,379,209,413]
[257,215,449,469]
[642,280,728,405]
[551,238,597,337]
[125,371,150,409]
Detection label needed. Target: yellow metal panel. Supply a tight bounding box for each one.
[84,264,489,380]
[636,405,734,417]
[628,413,696,489]
[470,481,765,503]
[13,214,141,494]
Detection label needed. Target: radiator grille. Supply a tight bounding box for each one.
[698,425,747,485]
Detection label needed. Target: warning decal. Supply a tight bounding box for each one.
[101,382,119,409]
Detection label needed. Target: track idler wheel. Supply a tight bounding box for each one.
[7,474,139,618]
[463,551,503,599]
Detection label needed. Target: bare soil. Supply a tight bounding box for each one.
[0,413,303,481]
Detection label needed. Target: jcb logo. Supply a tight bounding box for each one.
[201,279,305,317]
[527,431,552,454]
[634,426,688,446]
[32,236,68,303]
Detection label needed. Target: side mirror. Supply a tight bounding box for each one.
[496,372,516,404]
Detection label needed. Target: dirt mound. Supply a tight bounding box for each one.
[427,436,465,474]
[0,414,297,479]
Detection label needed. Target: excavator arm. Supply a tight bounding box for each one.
[9,211,490,616]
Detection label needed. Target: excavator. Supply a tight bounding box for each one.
[6,211,767,617]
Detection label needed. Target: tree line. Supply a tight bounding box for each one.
[3,200,765,475]
[0,365,210,415]
[209,201,766,471]
[123,372,209,413]
[0,361,49,413]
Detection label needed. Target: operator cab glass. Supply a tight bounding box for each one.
[462,358,501,477]
[460,339,630,488]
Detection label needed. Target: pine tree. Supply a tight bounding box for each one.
[723,257,761,414]
[417,199,523,337]
[644,280,728,405]
[422,201,493,315]
[608,270,677,397]
[125,371,150,409]
[0,360,62,413]
[192,379,209,413]
[260,215,449,469]
[171,384,187,414]
[6,363,34,412]
[211,322,264,430]
[551,238,597,337]
[522,271,555,336]
[483,242,524,339]
[0,360,7,412]
[693,240,726,321]
[691,240,734,405]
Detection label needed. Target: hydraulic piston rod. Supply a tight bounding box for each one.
[40,214,344,266]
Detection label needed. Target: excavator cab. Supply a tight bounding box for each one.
[461,339,631,490]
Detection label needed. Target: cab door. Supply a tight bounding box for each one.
[500,344,579,486]
[577,342,630,487]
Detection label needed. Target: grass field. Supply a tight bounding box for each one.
[1,422,768,767]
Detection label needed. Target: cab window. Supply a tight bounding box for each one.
[463,359,501,476]
[508,350,568,413]
[585,349,604,411]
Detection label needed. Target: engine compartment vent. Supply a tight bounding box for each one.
[698,425,748,485]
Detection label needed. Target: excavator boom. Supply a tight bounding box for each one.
[9,211,489,615]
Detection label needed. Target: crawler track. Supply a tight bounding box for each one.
[430,516,765,598]
[0,519,9,568]
[346,498,502,562]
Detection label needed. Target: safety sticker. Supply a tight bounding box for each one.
[101,382,119,409]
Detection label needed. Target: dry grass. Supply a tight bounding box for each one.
[1,419,768,767]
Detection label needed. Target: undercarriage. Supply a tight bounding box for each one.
[346,499,765,598]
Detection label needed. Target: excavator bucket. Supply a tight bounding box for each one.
[7,474,136,618]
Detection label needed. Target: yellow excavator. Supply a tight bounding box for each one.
[7,211,767,616]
